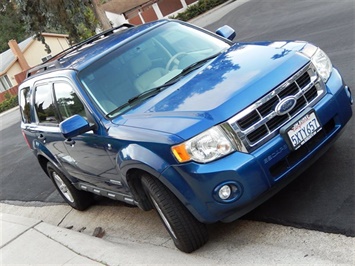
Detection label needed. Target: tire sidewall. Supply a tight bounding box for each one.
[47,162,92,211]
[141,174,208,253]
[145,187,179,242]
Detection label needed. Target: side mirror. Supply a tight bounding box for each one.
[215,25,236,41]
[60,114,93,139]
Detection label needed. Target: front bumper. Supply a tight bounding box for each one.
[161,69,353,224]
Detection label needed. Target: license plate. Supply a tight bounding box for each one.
[287,112,321,150]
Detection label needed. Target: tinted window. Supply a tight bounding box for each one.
[19,87,31,123]
[34,84,59,125]
[54,82,85,120]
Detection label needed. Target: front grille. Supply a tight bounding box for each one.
[228,63,326,151]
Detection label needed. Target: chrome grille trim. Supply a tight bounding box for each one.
[228,63,326,152]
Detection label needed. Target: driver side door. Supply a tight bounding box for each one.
[53,80,127,194]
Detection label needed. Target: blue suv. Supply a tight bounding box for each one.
[19,20,353,252]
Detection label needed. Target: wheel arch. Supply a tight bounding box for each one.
[36,152,73,183]
[117,144,200,218]
[117,143,175,211]
[34,139,63,177]
[37,154,50,177]
[125,168,153,211]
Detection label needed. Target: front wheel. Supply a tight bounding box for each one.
[141,174,208,253]
[47,162,93,211]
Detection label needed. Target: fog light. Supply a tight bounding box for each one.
[218,185,231,200]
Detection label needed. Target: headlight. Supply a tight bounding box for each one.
[311,48,332,82]
[301,44,332,82]
[171,126,236,163]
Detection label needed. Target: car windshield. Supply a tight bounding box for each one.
[79,22,230,117]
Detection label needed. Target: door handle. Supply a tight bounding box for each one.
[38,133,46,141]
[64,139,76,146]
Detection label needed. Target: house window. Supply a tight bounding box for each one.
[0,75,12,92]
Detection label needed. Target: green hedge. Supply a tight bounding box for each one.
[171,0,230,21]
[0,93,18,113]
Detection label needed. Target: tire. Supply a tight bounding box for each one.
[141,174,209,253]
[47,162,93,211]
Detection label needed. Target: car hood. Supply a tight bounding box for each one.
[112,41,310,140]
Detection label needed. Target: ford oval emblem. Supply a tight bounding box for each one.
[275,96,297,116]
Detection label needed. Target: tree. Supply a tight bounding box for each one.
[15,0,106,52]
[92,0,111,30]
[0,0,112,54]
[18,0,97,43]
[0,0,26,53]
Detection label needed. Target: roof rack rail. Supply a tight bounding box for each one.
[25,23,135,78]
[26,60,61,78]
[47,23,135,62]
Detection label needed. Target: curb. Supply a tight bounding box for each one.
[0,105,19,117]
[189,0,250,27]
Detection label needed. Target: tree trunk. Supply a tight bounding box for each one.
[92,0,112,30]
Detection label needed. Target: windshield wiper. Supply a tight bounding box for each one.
[107,81,178,117]
[127,80,177,104]
[106,102,131,117]
[178,52,221,77]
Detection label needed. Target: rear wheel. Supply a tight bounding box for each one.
[47,162,93,211]
[141,173,208,253]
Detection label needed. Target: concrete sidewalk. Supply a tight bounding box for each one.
[0,212,217,265]
[1,213,101,265]
[1,207,355,265]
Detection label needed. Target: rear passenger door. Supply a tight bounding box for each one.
[29,82,69,174]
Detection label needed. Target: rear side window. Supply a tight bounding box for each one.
[34,84,59,125]
[54,82,85,120]
[19,87,31,123]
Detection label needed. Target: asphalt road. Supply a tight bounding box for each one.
[205,0,355,236]
[0,0,354,237]
[0,113,62,203]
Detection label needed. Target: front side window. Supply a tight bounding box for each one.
[54,82,85,120]
[34,84,59,125]
[79,21,230,116]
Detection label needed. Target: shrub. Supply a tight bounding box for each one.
[172,0,230,21]
[0,94,18,113]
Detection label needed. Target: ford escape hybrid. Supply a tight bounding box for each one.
[19,20,353,252]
